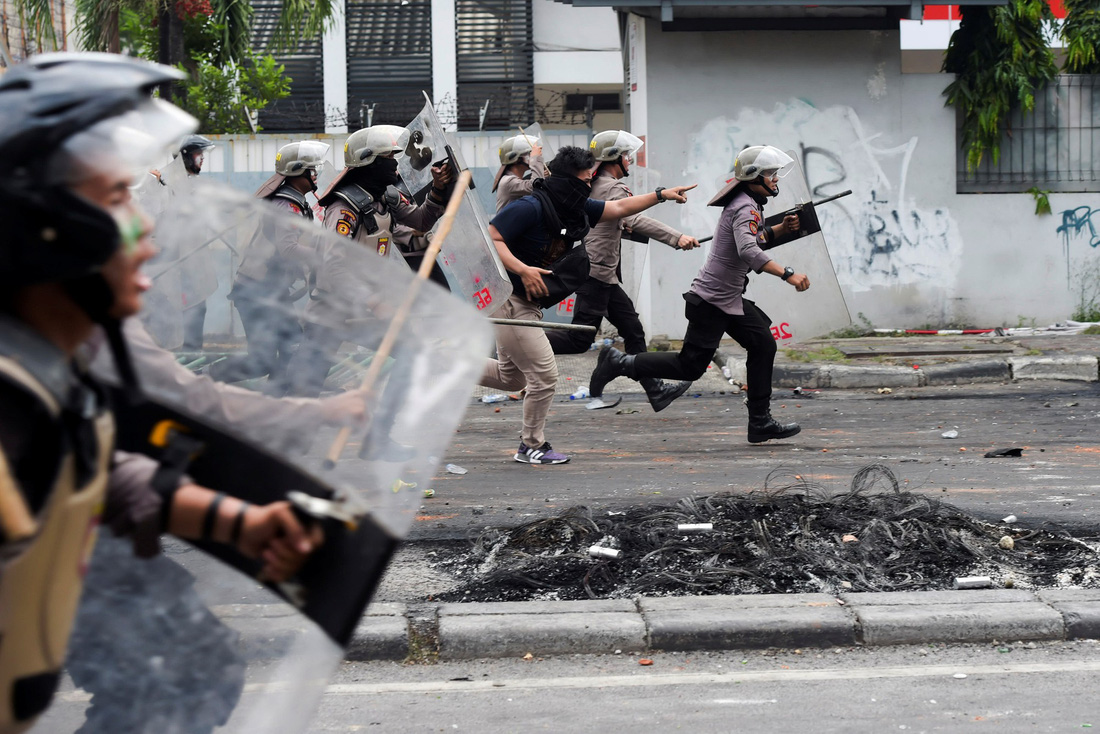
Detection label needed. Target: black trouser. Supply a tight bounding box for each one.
[632,295,777,405]
[547,279,648,355]
[208,280,301,385]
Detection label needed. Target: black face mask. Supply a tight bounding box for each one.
[349,156,400,199]
[533,175,592,243]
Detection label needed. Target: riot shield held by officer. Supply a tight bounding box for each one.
[0,53,321,734]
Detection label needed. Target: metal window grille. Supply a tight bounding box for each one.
[957,75,1100,193]
[456,0,534,131]
[251,0,325,133]
[346,0,433,128]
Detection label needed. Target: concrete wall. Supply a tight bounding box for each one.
[629,19,1100,336]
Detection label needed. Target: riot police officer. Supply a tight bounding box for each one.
[0,53,317,734]
[492,134,545,212]
[589,145,810,443]
[547,130,700,412]
[210,140,330,386]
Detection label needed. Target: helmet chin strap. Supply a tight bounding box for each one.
[755,176,780,197]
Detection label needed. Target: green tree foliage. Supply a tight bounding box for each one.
[175,52,290,133]
[115,0,289,133]
[1062,0,1100,73]
[943,1,1059,171]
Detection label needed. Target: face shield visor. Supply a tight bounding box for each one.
[753,146,795,179]
[601,130,644,163]
[46,97,198,244]
[345,126,411,167]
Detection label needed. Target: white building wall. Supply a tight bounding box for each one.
[628,20,1100,336]
[531,0,623,85]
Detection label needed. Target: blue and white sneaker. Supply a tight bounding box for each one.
[514,441,570,465]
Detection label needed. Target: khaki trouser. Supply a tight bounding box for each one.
[480,293,558,448]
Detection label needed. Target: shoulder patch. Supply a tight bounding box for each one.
[748,221,759,235]
[335,208,357,238]
[750,209,762,224]
[286,202,302,215]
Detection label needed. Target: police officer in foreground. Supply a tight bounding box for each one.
[209,140,330,387]
[589,145,810,443]
[546,130,700,412]
[0,53,318,734]
[492,134,545,212]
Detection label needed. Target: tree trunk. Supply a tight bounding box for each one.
[157,1,184,100]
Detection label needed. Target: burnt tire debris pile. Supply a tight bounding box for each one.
[436,465,1100,603]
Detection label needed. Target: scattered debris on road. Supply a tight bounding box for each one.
[433,465,1100,602]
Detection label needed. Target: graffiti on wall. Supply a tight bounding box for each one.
[1057,205,1100,252]
[683,101,962,291]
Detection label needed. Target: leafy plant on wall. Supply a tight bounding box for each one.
[942,1,1059,171]
[1061,0,1100,73]
[944,0,1100,171]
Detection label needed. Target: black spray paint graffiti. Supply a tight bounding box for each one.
[799,144,955,282]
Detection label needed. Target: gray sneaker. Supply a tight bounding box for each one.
[514,441,570,464]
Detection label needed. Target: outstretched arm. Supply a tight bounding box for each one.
[600,184,696,222]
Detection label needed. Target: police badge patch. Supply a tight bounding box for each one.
[335,209,356,237]
[377,237,390,256]
[748,221,759,235]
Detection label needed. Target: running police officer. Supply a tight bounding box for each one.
[589,145,810,443]
[492,134,545,212]
[547,130,700,412]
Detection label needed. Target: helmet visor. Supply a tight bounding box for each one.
[48,98,198,187]
[610,131,644,162]
[367,125,412,160]
[755,146,795,179]
[296,140,332,169]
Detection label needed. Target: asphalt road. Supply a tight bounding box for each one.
[416,380,1100,543]
[305,642,1100,733]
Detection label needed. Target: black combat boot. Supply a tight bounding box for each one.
[747,400,801,443]
[640,377,692,413]
[589,346,635,398]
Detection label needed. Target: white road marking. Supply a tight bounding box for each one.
[317,660,1100,697]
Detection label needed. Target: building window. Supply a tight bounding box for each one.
[456,0,534,131]
[564,93,622,113]
[252,0,325,133]
[958,75,1100,194]
[346,0,433,128]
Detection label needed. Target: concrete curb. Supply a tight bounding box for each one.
[214,590,1100,662]
[714,351,1099,390]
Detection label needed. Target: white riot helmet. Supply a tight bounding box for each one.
[733,145,794,196]
[590,130,644,163]
[275,140,331,176]
[498,135,538,166]
[343,125,411,167]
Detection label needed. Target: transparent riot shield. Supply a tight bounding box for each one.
[138,156,222,350]
[744,155,851,343]
[399,94,511,315]
[56,181,491,734]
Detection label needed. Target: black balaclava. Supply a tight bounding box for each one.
[535,174,592,243]
[347,157,400,200]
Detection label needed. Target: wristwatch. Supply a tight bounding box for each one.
[781,266,795,281]
[655,186,666,202]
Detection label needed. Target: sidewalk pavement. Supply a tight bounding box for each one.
[219,588,1100,662]
[491,331,1100,401]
